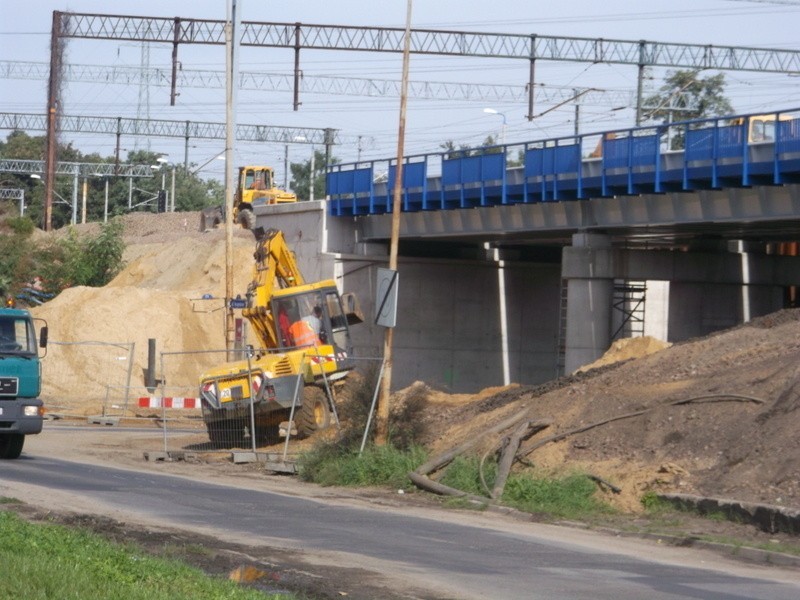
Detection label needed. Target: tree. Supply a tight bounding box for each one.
[440,136,501,159]
[290,149,339,201]
[643,70,734,149]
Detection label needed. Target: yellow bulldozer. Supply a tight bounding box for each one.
[200,165,297,232]
[198,228,363,445]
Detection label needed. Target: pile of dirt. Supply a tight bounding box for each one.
[575,335,672,373]
[30,212,256,410]
[26,212,800,514]
[418,310,800,512]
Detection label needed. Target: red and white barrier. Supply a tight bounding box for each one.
[138,397,198,409]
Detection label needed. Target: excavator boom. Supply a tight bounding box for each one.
[243,228,305,349]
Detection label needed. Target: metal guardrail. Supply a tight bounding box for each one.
[326,108,800,216]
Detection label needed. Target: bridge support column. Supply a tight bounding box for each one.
[562,233,614,374]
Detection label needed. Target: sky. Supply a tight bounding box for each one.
[2,0,800,183]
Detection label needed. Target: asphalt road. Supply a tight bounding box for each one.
[2,454,799,600]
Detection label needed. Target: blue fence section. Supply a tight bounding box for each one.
[326,108,800,217]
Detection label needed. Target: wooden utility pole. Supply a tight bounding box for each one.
[44,11,63,232]
[375,0,413,446]
[224,0,241,353]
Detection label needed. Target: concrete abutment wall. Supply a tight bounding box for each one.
[255,202,799,392]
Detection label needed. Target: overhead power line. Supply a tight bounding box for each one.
[0,158,153,177]
[49,12,800,127]
[0,112,339,168]
[0,112,337,145]
[56,13,800,74]
[0,60,635,107]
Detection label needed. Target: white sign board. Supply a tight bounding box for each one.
[375,268,399,328]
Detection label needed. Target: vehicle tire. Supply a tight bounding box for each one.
[0,434,24,459]
[206,419,246,447]
[237,208,256,230]
[206,420,225,446]
[296,386,332,439]
[254,423,281,446]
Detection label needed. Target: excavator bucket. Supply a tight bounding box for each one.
[200,206,224,232]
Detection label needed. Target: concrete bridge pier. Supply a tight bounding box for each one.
[561,233,797,374]
[562,233,614,374]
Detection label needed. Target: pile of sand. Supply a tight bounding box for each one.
[31,215,257,409]
[575,336,672,373]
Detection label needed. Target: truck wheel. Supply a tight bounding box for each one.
[254,423,281,446]
[237,208,256,230]
[206,421,225,446]
[296,386,332,439]
[0,434,24,459]
[206,418,246,447]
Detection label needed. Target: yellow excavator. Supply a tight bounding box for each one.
[200,166,297,232]
[198,228,362,445]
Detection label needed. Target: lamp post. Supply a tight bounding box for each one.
[150,156,172,212]
[91,173,111,223]
[483,107,507,146]
[310,145,316,202]
[293,135,314,201]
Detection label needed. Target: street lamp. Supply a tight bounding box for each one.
[91,172,110,223]
[483,107,507,146]
[293,135,315,201]
[150,157,175,212]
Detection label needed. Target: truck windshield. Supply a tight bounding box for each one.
[0,316,36,355]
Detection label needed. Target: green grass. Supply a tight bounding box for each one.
[502,473,614,519]
[439,456,496,496]
[698,535,800,557]
[299,443,427,489]
[440,456,613,520]
[0,511,295,600]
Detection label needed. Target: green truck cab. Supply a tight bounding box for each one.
[0,305,48,459]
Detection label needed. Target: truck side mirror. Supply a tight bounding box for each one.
[39,326,48,349]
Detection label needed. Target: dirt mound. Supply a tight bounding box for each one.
[420,312,800,512]
[576,335,671,373]
[31,213,257,411]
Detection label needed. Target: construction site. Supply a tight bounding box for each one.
[11,209,795,517]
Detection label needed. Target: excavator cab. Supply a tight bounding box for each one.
[242,167,271,192]
[272,287,353,355]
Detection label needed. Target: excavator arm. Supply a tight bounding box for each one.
[243,229,305,350]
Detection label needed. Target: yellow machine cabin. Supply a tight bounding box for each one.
[199,165,296,232]
[234,166,297,228]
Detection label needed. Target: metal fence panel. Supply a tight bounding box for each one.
[42,340,135,417]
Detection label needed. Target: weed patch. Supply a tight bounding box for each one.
[299,444,426,489]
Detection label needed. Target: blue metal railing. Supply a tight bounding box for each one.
[326,108,800,217]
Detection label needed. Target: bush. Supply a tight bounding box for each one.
[5,216,35,236]
[298,443,426,489]
[36,219,126,291]
[0,233,35,295]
